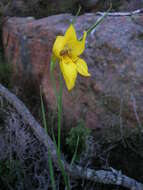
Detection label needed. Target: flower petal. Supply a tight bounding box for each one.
[52,36,66,58]
[76,58,91,77]
[64,25,87,56]
[64,24,77,44]
[71,31,87,56]
[60,57,77,90]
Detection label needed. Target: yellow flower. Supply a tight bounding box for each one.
[52,24,91,90]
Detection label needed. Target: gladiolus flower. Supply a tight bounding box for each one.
[52,24,91,90]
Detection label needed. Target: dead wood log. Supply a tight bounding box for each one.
[0,83,143,190]
[96,8,143,16]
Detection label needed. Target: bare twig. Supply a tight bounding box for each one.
[130,93,142,133]
[119,97,126,146]
[96,8,143,16]
[0,83,143,190]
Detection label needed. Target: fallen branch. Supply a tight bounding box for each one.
[0,83,143,190]
[96,8,143,16]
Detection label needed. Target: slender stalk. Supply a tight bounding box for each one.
[40,87,56,190]
[50,59,63,154]
[47,149,56,190]
[86,4,112,36]
[40,86,48,133]
[50,59,58,101]
[72,5,81,25]
[50,58,70,190]
[51,126,71,190]
[57,71,63,154]
[70,135,80,168]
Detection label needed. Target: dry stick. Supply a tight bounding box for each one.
[96,8,143,16]
[0,83,143,190]
[130,93,142,132]
[119,97,126,146]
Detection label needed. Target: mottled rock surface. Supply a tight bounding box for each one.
[2,13,143,138]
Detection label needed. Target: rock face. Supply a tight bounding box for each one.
[2,13,143,139]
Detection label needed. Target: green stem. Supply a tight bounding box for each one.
[57,71,63,154]
[40,87,56,190]
[50,60,58,101]
[86,4,112,38]
[50,60,63,154]
[47,149,56,190]
[72,5,81,25]
[51,123,71,190]
[50,58,70,190]
[70,135,79,168]
[40,86,48,134]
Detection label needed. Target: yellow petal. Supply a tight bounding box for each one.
[71,31,87,56]
[64,25,87,56]
[76,58,91,77]
[64,24,77,44]
[60,57,77,90]
[52,36,66,58]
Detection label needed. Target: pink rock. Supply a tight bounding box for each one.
[3,14,143,137]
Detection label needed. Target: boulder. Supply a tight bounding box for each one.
[3,13,143,139]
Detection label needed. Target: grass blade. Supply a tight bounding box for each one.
[72,5,81,25]
[70,135,79,168]
[86,4,112,36]
[40,87,56,190]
